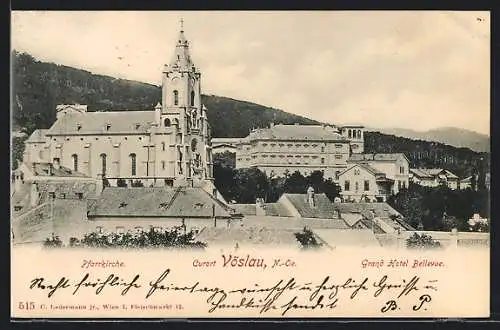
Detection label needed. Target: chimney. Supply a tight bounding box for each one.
[307,186,315,208]
[255,198,266,216]
[30,182,39,207]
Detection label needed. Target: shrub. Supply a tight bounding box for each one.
[406,232,441,250]
[295,227,322,249]
[43,234,63,248]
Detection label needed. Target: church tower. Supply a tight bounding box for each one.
[156,19,213,185]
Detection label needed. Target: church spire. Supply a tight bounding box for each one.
[170,18,193,69]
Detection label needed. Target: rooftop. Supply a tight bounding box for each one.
[243,124,347,142]
[47,111,156,135]
[26,129,49,143]
[28,162,89,178]
[87,186,233,218]
[410,168,459,179]
[349,153,407,162]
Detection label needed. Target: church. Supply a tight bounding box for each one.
[22,22,213,188]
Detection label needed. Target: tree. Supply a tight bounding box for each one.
[213,151,236,169]
[406,233,441,250]
[232,168,269,203]
[284,171,307,194]
[77,227,207,249]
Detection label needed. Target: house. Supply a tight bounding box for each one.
[409,168,459,190]
[235,123,364,179]
[347,153,410,194]
[338,163,394,202]
[211,138,241,154]
[459,176,472,190]
[12,185,240,245]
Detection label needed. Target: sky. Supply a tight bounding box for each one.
[11,11,490,135]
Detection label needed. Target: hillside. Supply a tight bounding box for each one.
[11,51,489,177]
[368,127,490,153]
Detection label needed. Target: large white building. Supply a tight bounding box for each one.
[22,24,213,188]
[235,123,364,179]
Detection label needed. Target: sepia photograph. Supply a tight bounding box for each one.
[10,11,491,318]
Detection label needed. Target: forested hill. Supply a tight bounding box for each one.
[11,51,489,177]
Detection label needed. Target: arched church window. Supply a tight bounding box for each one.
[130,153,137,176]
[173,90,179,106]
[164,118,171,127]
[190,91,195,106]
[100,153,107,176]
[71,154,78,172]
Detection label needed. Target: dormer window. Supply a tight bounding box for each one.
[135,123,140,130]
[105,124,111,131]
[77,124,82,131]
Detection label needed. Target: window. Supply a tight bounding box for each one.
[321,158,325,164]
[71,154,78,172]
[100,153,107,176]
[190,91,195,106]
[161,161,166,170]
[164,118,171,127]
[77,124,82,131]
[76,192,83,200]
[161,142,166,151]
[348,129,352,138]
[355,182,359,191]
[335,144,343,148]
[60,193,66,199]
[354,169,360,175]
[105,124,111,131]
[335,171,340,180]
[96,226,103,234]
[364,180,370,191]
[321,146,325,152]
[335,154,342,160]
[49,192,56,199]
[173,90,179,105]
[130,153,137,176]
[400,166,405,174]
[344,180,350,191]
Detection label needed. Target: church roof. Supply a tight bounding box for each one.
[243,124,346,142]
[87,186,233,218]
[26,129,49,143]
[47,111,155,135]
